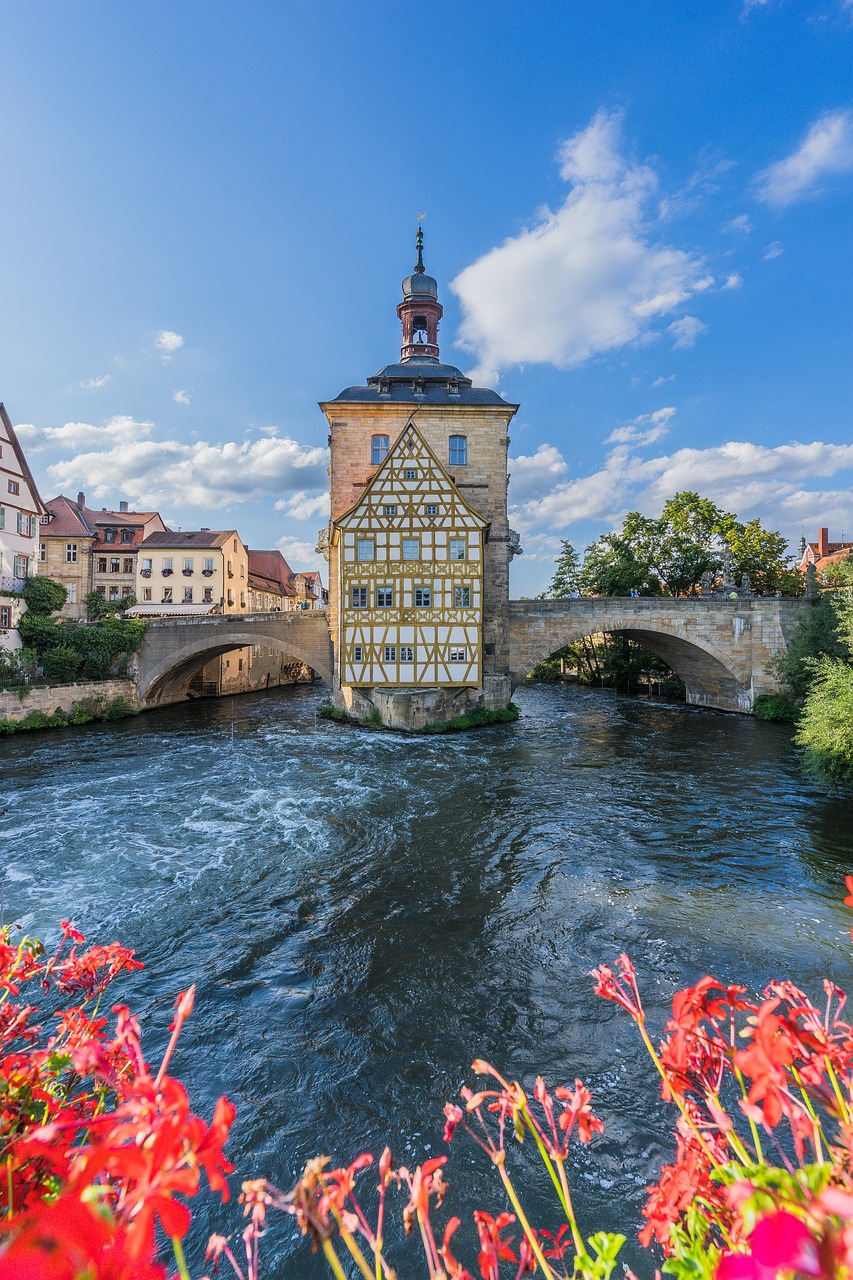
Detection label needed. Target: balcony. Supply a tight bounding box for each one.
[0,575,26,595]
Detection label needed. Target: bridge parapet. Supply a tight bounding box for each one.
[505,596,804,713]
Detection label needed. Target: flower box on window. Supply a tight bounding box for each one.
[182,569,193,577]
[140,569,151,578]
[161,569,173,577]
[202,569,214,577]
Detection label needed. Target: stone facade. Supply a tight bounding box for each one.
[0,678,138,723]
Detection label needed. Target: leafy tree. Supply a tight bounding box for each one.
[819,550,853,588]
[17,613,64,652]
[21,577,67,616]
[42,646,82,683]
[580,526,663,597]
[796,656,853,781]
[769,597,847,702]
[86,591,136,620]
[548,541,583,598]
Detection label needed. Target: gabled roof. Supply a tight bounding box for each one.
[43,494,95,536]
[334,419,490,531]
[0,403,45,514]
[141,530,238,550]
[247,548,296,592]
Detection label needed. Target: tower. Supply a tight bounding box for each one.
[317,232,521,730]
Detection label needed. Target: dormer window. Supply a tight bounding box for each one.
[412,316,428,344]
[413,380,425,397]
[379,381,391,396]
[448,380,460,396]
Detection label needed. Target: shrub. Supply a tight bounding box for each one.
[21,576,67,616]
[69,696,101,725]
[102,694,138,720]
[41,645,82,683]
[796,656,853,782]
[752,692,799,721]
[420,702,520,733]
[16,613,64,652]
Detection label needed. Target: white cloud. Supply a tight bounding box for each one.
[79,375,110,390]
[173,389,191,406]
[725,214,752,234]
[451,109,714,382]
[16,415,154,453]
[605,406,676,447]
[668,315,708,349]
[275,491,331,520]
[756,110,853,206]
[651,374,675,387]
[44,428,328,509]
[722,272,743,290]
[507,444,569,503]
[763,241,784,260]
[155,330,185,355]
[274,535,326,573]
[743,0,770,12]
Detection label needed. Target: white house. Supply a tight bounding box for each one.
[0,404,45,651]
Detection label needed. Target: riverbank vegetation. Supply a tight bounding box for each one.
[8,896,853,1278]
[0,692,138,734]
[0,577,145,690]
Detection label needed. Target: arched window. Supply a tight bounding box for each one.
[371,435,389,465]
[449,435,467,466]
[412,315,428,344]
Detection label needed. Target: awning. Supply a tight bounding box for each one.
[125,603,220,617]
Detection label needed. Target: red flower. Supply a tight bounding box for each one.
[473,1211,517,1280]
[554,1079,604,1145]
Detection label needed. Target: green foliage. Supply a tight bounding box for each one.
[420,702,520,733]
[796,656,853,781]
[103,695,139,721]
[359,704,383,727]
[69,697,100,725]
[770,597,846,702]
[548,540,583,598]
[318,700,352,722]
[16,613,64,652]
[819,549,853,587]
[752,692,799,722]
[41,646,82,684]
[21,576,67,616]
[86,590,136,620]
[532,635,685,697]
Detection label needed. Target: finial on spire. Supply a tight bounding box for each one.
[415,221,425,274]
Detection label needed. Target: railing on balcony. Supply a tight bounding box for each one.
[0,575,27,595]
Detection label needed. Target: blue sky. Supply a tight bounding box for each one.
[3,0,852,592]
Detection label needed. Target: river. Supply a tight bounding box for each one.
[3,681,852,1275]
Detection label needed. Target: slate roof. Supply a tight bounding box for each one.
[322,358,516,408]
[141,530,237,549]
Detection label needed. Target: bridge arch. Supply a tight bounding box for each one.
[136,613,333,706]
[505,600,776,713]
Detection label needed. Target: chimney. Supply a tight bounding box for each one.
[77,492,85,507]
[119,501,128,513]
[819,527,830,557]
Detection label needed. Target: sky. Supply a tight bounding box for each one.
[2,0,852,594]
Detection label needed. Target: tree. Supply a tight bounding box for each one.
[796,656,853,780]
[819,550,853,588]
[86,591,136,620]
[548,541,582,598]
[21,577,67,616]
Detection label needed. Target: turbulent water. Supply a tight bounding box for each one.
[3,681,853,1274]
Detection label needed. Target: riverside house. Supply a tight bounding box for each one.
[0,404,45,651]
[129,530,250,617]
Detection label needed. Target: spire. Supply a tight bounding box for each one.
[415,225,425,274]
[398,226,442,362]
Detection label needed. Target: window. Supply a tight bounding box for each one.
[240,593,246,608]
[68,583,77,604]
[97,557,107,573]
[399,645,414,663]
[104,528,116,543]
[449,435,467,466]
[227,590,234,606]
[376,587,394,607]
[203,557,214,574]
[110,557,120,573]
[163,558,173,573]
[183,587,193,602]
[449,647,467,662]
[384,505,397,517]
[121,586,133,598]
[0,606,10,628]
[357,539,375,562]
[414,586,431,607]
[227,559,233,577]
[425,504,437,516]
[233,539,238,552]
[143,588,152,601]
[405,468,417,480]
[162,587,173,602]
[123,558,134,574]
[203,587,213,603]
[39,543,46,562]
[402,538,419,561]
[353,645,363,662]
[454,586,471,607]
[449,538,466,561]
[8,480,19,495]
[0,507,4,530]
[121,528,133,543]
[17,513,36,537]
[183,558,194,572]
[350,586,368,608]
[108,586,119,601]
[65,543,77,563]
[384,645,396,663]
[371,435,389,465]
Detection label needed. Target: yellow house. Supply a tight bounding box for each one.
[334,422,487,688]
[130,530,249,616]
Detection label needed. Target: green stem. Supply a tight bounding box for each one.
[6,1156,12,1220]
[732,1067,763,1162]
[495,1158,558,1280]
[171,1236,192,1280]
[519,1107,573,1225]
[636,1020,725,1166]
[825,1057,851,1125]
[322,1238,349,1280]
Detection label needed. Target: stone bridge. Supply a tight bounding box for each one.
[135,610,333,706]
[504,597,805,713]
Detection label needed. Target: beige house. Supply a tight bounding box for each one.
[39,493,167,619]
[0,404,45,650]
[130,530,249,616]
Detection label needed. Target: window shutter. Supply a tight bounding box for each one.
[0,506,4,530]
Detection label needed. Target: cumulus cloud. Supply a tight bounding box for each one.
[507,444,570,503]
[275,535,327,573]
[668,315,707,349]
[16,415,154,453]
[79,375,110,390]
[764,241,784,260]
[43,427,328,509]
[722,272,743,290]
[451,109,714,383]
[275,491,331,520]
[173,389,191,406]
[155,330,185,355]
[756,110,853,206]
[605,406,676,446]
